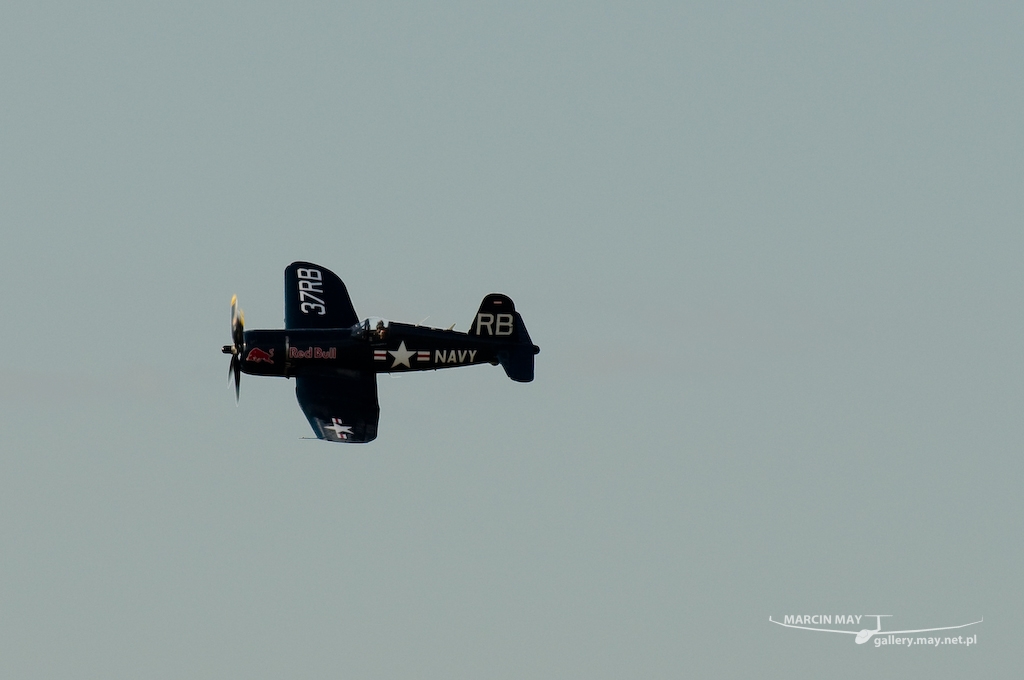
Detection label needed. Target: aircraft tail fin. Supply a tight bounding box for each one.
[469,294,539,382]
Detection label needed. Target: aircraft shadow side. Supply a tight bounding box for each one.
[222,262,540,442]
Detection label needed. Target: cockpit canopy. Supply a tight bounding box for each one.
[353,317,391,341]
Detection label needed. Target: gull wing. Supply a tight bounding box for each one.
[285,261,359,330]
[295,373,379,443]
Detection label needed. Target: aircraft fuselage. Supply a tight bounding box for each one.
[240,321,524,378]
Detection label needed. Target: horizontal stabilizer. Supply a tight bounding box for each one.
[497,346,536,382]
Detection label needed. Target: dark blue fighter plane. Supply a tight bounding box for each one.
[222,262,539,443]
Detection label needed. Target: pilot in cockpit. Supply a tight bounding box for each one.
[375,320,387,341]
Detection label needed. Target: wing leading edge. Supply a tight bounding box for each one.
[295,373,379,443]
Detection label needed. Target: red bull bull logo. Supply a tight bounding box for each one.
[245,347,275,364]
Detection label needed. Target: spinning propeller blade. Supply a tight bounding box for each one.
[222,295,245,402]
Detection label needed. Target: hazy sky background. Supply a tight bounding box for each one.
[1,2,1020,677]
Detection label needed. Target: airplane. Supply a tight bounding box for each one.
[769,614,983,645]
[221,261,539,443]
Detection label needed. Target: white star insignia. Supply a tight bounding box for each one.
[389,341,415,368]
[324,417,353,440]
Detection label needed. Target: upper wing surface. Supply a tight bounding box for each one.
[284,261,359,329]
[295,373,379,443]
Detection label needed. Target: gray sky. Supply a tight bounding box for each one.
[1,2,1020,677]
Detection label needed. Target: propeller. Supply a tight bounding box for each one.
[221,294,245,401]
